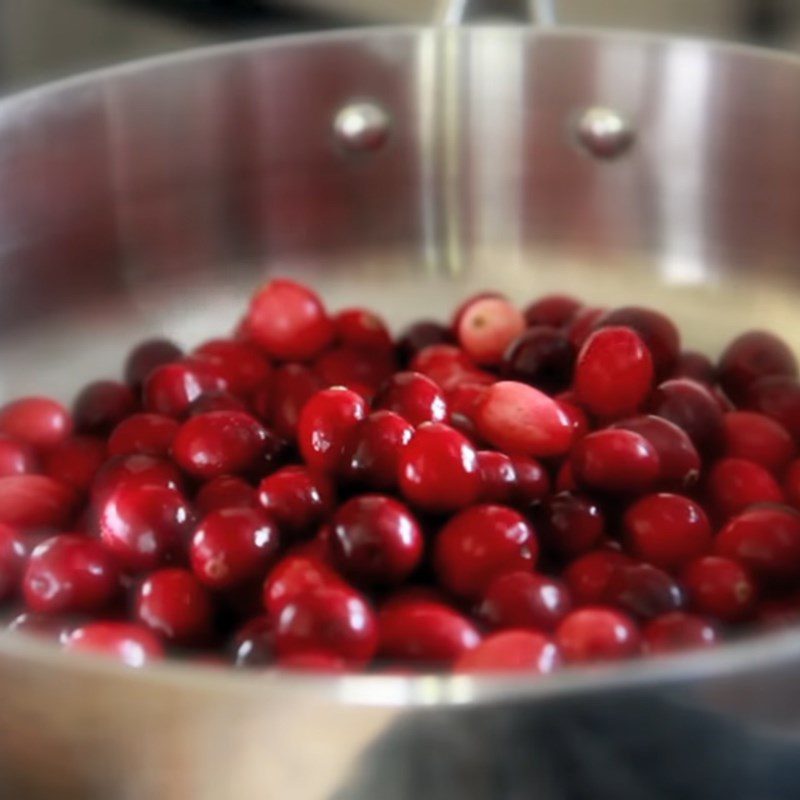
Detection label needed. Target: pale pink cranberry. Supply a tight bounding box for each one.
[456,296,526,367]
[454,630,560,674]
[0,397,72,448]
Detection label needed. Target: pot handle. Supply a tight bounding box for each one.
[435,0,557,26]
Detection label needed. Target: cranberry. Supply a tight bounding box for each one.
[195,475,258,516]
[23,535,120,614]
[396,321,453,365]
[229,615,274,667]
[593,306,680,378]
[574,327,654,418]
[64,622,165,666]
[722,412,795,474]
[108,414,179,458]
[539,491,605,558]
[42,436,107,493]
[410,345,493,391]
[555,607,640,663]
[718,330,798,402]
[643,612,719,654]
[245,279,334,361]
[135,568,213,645]
[0,475,76,529]
[262,554,341,618]
[756,595,800,629]
[455,296,526,367]
[571,429,660,494]
[446,382,489,439]
[509,456,551,510]
[334,308,393,353]
[378,598,480,665]
[258,466,335,539]
[344,411,413,491]
[555,394,590,442]
[434,505,538,599]
[605,563,685,620]
[475,381,573,458]
[73,380,137,436]
[373,372,448,427]
[502,326,575,393]
[477,451,516,504]
[565,306,606,349]
[0,436,38,477]
[649,378,724,455]
[191,508,280,590]
[745,376,800,440]
[672,351,716,385]
[398,423,481,513]
[479,571,571,632]
[555,462,577,492]
[330,495,423,587]
[278,651,347,672]
[611,415,700,490]
[682,555,756,622]
[8,611,83,644]
[91,454,183,505]
[524,294,582,328]
[124,338,183,388]
[706,458,783,520]
[193,339,272,398]
[314,346,395,398]
[716,505,800,582]
[0,397,72,448]
[623,493,712,570]
[273,582,377,667]
[564,550,633,606]
[97,483,193,572]
[454,630,560,674]
[143,361,227,418]
[263,363,322,439]
[0,523,26,601]
[785,459,800,510]
[187,391,247,416]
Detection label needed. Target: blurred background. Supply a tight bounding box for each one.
[2,0,800,92]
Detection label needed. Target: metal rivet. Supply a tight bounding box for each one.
[333,101,391,154]
[575,106,635,159]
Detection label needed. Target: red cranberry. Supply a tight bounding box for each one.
[229,615,274,667]
[195,475,258,516]
[611,415,700,491]
[330,495,423,587]
[509,456,551,510]
[23,535,120,614]
[446,382,489,440]
[524,294,582,328]
[0,436,38,477]
[477,451,516,504]
[73,380,137,436]
[42,436,107,494]
[378,598,480,665]
[649,378,724,455]
[262,554,341,618]
[258,466,335,539]
[716,505,800,582]
[571,429,660,494]
[643,612,719,654]
[706,458,783,520]
[565,306,606,349]
[0,397,72,448]
[456,296,526,367]
[397,321,453,365]
[539,491,605,558]
[555,461,577,493]
[434,505,538,599]
[605,563,685,620]
[410,345,493,391]
[455,630,560,674]
[344,411,413,491]
[594,306,680,378]
[135,568,213,645]
[722,412,795,474]
[98,483,193,572]
[718,330,797,402]
[8,611,83,644]
[191,508,280,590]
[556,607,640,663]
[555,394,590,442]
[64,622,164,666]
[263,363,321,439]
[108,414,179,458]
[476,381,573,458]
[785,459,800,510]
[745,376,800,440]
[273,582,377,667]
[682,555,756,622]
[0,475,76,530]
[193,339,272,398]
[564,550,633,606]
[314,346,395,398]
[0,523,26,601]
[672,351,716,384]
[187,391,247,417]
[502,326,575,394]
[334,308,393,353]
[398,423,481,513]
[278,651,347,672]
[623,493,712,570]
[373,372,448,427]
[245,279,334,361]
[143,361,227,419]
[479,571,572,632]
[91,454,183,505]
[124,338,183,388]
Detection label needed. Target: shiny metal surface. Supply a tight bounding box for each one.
[574,106,635,159]
[332,100,392,152]
[2,27,800,799]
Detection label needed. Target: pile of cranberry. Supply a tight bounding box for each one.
[0,279,799,674]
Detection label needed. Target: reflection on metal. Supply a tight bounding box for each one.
[333,101,392,153]
[574,106,635,159]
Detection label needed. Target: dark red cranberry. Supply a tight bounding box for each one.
[649,378,724,455]
[785,459,800,510]
[73,380,137,436]
[373,372,448,427]
[378,598,480,665]
[314,346,395,399]
[195,475,258,516]
[262,363,322,439]
[476,381,573,458]
[524,294,582,328]
[108,414,179,458]
[330,495,423,587]
[643,612,719,654]
[0,397,72,448]
[143,361,227,419]
[565,306,606,349]
[575,327,654,418]
[456,296,526,367]
[0,523,26,601]
[605,563,685,620]
[623,493,712,570]
[245,279,334,361]
[555,461,577,493]
[0,475,76,530]
[477,451,517,504]
[396,321,453,365]
[479,571,572,632]
[454,630,560,674]
[42,436,107,494]
[571,429,660,494]
[193,339,272,398]
[97,483,193,572]
[0,436,38,478]
[190,508,280,590]
[672,351,716,385]
[434,505,538,599]
[258,466,335,539]
[718,330,798,402]
[682,555,756,622]
[262,554,341,618]
[334,308,394,353]
[187,391,247,417]
[556,607,640,663]
[124,338,183,388]
[398,423,481,514]
[745,376,800,441]
[410,345,493,392]
[23,535,120,614]
[8,611,83,644]
[706,458,783,520]
[278,651,347,672]
[539,491,605,558]
[502,326,575,393]
[344,411,413,491]
[564,550,633,606]
[135,568,213,645]
[508,456,551,510]
[229,615,274,667]
[722,412,795,474]
[64,622,165,666]
[91,454,183,505]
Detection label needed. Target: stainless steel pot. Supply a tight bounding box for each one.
[3,3,800,798]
